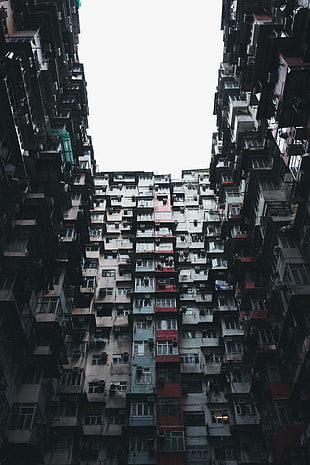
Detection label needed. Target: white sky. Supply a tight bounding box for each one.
[78,0,223,178]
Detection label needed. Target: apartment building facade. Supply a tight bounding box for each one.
[0,1,309,465]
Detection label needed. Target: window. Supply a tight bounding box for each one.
[85,244,100,252]
[212,258,227,268]
[136,319,152,330]
[110,381,127,392]
[84,258,98,269]
[131,402,153,417]
[265,200,291,217]
[215,449,238,461]
[95,304,112,316]
[130,437,150,452]
[259,179,275,191]
[186,446,209,460]
[180,353,199,364]
[158,398,180,416]
[231,370,251,383]
[88,381,105,393]
[226,341,243,354]
[117,287,131,296]
[81,277,95,288]
[157,340,178,355]
[136,277,153,287]
[218,295,235,309]
[10,403,36,429]
[107,408,124,424]
[135,298,154,308]
[101,269,116,277]
[116,304,131,316]
[182,330,196,339]
[156,298,176,307]
[202,329,216,338]
[230,204,242,216]
[89,228,102,238]
[278,236,297,249]
[157,368,179,383]
[221,175,233,183]
[184,411,205,426]
[182,379,203,393]
[209,241,224,251]
[136,242,154,252]
[61,369,83,386]
[38,297,59,314]
[0,271,15,290]
[85,414,102,425]
[224,318,239,329]
[112,354,129,364]
[56,402,77,417]
[159,431,184,451]
[134,341,150,357]
[92,354,107,365]
[63,227,76,239]
[69,342,87,357]
[136,259,154,269]
[286,264,310,286]
[211,410,229,424]
[258,328,275,344]
[156,318,177,330]
[114,329,129,340]
[136,367,151,384]
[51,438,72,451]
[99,287,113,296]
[235,400,256,416]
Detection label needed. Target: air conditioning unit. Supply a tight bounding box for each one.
[158,430,166,438]
[146,316,152,321]
[147,395,155,402]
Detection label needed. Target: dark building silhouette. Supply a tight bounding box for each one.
[0,1,309,465]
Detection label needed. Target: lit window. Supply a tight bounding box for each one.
[211,410,229,424]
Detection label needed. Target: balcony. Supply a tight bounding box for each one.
[133,302,155,315]
[129,409,156,427]
[203,362,222,375]
[155,280,176,292]
[128,450,156,465]
[250,309,268,320]
[181,337,220,350]
[207,391,228,403]
[50,416,79,428]
[136,260,155,272]
[155,304,177,313]
[135,279,155,293]
[155,258,175,271]
[180,361,203,374]
[257,343,278,353]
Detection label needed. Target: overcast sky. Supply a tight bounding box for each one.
[78,1,223,178]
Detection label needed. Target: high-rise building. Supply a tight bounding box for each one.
[0,1,309,465]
